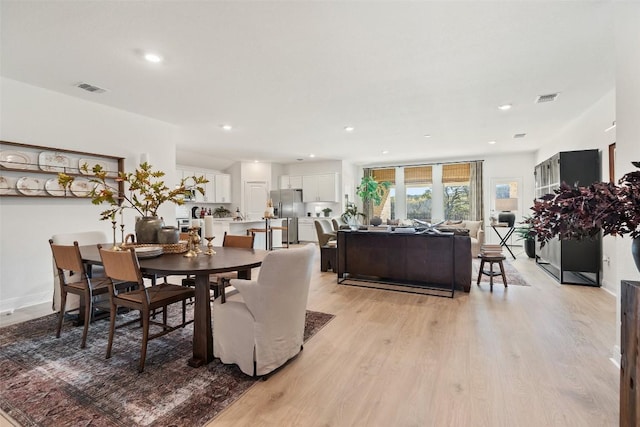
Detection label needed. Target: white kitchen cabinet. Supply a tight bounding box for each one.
[214,174,231,203]
[302,173,339,202]
[298,218,318,242]
[279,175,303,189]
[201,173,216,202]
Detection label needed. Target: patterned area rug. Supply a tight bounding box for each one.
[472,258,530,287]
[0,306,334,426]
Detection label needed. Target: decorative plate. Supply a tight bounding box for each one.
[39,151,72,172]
[70,178,92,197]
[16,177,43,195]
[134,246,164,259]
[45,178,67,196]
[0,151,33,170]
[0,175,15,195]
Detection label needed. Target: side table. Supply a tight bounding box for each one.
[491,225,516,259]
[477,254,508,292]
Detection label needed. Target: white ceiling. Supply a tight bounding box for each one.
[1,1,615,169]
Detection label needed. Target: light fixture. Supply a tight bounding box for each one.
[344,126,355,132]
[382,150,389,154]
[254,160,259,163]
[605,121,616,132]
[144,52,163,63]
[498,104,512,111]
[309,154,316,158]
[423,134,432,138]
[488,140,497,145]
[220,124,232,131]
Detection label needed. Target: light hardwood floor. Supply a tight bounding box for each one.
[1,247,619,426]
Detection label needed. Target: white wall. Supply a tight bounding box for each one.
[0,78,178,312]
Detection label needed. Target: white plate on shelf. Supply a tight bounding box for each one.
[16,176,43,195]
[39,151,73,172]
[0,175,15,195]
[0,151,34,170]
[134,246,163,258]
[45,178,67,196]
[70,178,93,197]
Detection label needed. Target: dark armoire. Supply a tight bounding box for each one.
[533,149,601,286]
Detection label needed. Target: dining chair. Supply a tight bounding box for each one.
[213,243,315,376]
[97,244,195,372]
[49,239,111,348]
[181,232,255,299]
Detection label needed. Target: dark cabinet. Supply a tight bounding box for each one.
[533,149,601,286]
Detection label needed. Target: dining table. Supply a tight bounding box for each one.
[79,244,268,367]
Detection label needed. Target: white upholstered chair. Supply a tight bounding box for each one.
[213,243,315,376]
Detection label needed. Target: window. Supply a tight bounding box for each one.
[442,163,470,220]
[405,166,432,220]
[372,168,395,221]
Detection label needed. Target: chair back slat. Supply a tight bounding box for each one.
[98,246,143,284]
[222,232,255,248]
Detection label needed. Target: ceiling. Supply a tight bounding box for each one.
[1,1,615,169]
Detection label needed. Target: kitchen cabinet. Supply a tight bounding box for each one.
[201,173,216,202]
[534,149,601,286]
[214,174,231,203]
[279,175,302,189]
[302,173,338,202]
[298,217,319,242]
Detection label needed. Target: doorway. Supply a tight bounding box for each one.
[244,181,268,220]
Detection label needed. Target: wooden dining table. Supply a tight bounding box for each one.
[79,244,268,367]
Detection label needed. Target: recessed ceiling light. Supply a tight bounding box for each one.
[144,53,163,63]
[309,154,316,158]
[488,140,497,145]
[254,160,259,163]
[423,134,431,138]
[382,150,389,154]
[344,126,355,132]
[498,104,512,111]
[220,124,232,131]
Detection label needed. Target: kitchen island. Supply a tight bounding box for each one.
[211,218,285,249]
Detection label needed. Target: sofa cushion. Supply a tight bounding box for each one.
[462,220,482,238]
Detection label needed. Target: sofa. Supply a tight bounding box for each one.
[437,220,484,257]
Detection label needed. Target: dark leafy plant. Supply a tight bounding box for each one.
[356,176,392,206]
[59,162,207,220]
[528,163,640,247]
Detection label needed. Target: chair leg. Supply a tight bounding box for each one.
[162,305,168,326]
[56,290,67,339]
[106,303,117,359]
[139,309,150,373]
[80,289,92,349]
[182,300,186,326]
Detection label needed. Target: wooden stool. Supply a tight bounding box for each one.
[476,254,508,292]
[247,228,272,250]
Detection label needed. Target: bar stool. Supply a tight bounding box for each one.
[476,254,508,292]
[247,227,272,250]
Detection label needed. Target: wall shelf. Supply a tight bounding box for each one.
[0,140,124,199]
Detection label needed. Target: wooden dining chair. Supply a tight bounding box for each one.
[181,232,255,300]
[98,244,195,372]
[49,239,110,349]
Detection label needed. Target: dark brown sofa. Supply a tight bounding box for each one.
[336,230,472,292]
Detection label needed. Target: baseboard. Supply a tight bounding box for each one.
[0,291,51,315]
[610,345,621,368]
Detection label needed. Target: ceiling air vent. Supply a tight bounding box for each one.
[535,93,559,103]
[75,82,107,94]
[513,133,527,139]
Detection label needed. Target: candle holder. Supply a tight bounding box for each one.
[111,220,122,251]
[204,237,216,255]
[119,223,126,249]
[193,227,203,254]
[183,227,199,258]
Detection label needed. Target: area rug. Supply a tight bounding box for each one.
[0,306,334,426]
[472,258,530,287]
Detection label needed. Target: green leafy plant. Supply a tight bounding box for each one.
[356,176,392,206]
[213,206,232,218]
[322,207,333,215]
[513,216,535,241]
[58,162,207,220]
[341,202,365,223]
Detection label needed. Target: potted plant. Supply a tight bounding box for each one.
[513,216,535,258]
[356,175,392,224]
[322,207,332,217]
[528,161,640,272]
[213,206,232,218]
[59,162,207,243]
[341,202,365,230]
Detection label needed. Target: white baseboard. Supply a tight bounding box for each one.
[610,345,621,368]
[0,291,51,315]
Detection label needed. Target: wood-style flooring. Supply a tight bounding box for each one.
[1,246,619,427]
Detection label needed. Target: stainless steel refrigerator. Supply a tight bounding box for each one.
[270,189,304,244]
